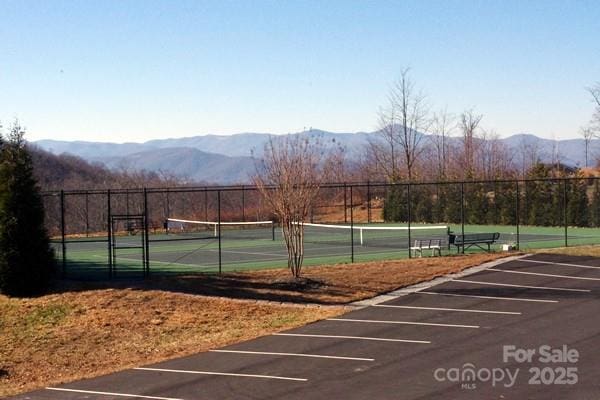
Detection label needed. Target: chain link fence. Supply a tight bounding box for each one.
[42,178,600,280]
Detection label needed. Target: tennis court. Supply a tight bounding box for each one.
[52,220,600,279]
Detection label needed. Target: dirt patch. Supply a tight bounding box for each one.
[133,252,512,304]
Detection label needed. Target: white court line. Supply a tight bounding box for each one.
[206,248,283,257]
[273,333,430,344]
[328,318,479,329]
[453,279,590,293]
[210,349,374,361]
[134,367,306,382]
[490,269,600,281]
[418,291,558,303]
[372,304,521,315]
[521,259,600,270]
[46,387,183,400]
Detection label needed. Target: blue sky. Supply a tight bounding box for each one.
[1,0,599,142]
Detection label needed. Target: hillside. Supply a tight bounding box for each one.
[35,130,598,185]
[100,147,256,184]
[29,145,180,191]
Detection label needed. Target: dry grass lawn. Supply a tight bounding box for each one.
[0,252,511,397]
[531,245,600,257]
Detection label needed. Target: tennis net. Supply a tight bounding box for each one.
[301,222,450,248]
[166,218,275,240]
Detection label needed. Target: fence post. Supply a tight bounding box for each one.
[107,189,113,279]
[407,183,412,259]
[60,190,66,277]
[241,186,246,221]
[217,190,222,274]
[367,181,372,223]
[460,182,465,254]
[515,181,520,250]
[564,179,568,247]
[85,191,89,237]
[143,188,150,277]
[204,187,208,221]
[343,183,348,223]
[350,186,354,263]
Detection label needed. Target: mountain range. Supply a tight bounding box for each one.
[35,130,599,184]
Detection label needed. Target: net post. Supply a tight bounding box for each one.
[217,190,222,274]
[271,221,275,241]
[60,190,66,278]
[515,180,520,250]
[460,182,465,254]
[350,185,354,263]
[407,183,412,259]
[563,179,568,247]
[107,189,113,279]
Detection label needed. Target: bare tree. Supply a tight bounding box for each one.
[429,108,454,180]
[518,136,541,178]
[368,68,430,182]
[477,130,514,179]
[253,134,340,278]
[587,83,600,134]
[459,109,483,178]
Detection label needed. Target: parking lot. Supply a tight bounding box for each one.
[12,253,600,399]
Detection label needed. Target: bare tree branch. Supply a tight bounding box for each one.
[252,134,341,278]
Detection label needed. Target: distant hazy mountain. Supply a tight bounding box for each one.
[35,130,598,184]
[101,147,256,184]
[37,129,372,159]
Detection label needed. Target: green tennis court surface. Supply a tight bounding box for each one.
[52,223,600,280]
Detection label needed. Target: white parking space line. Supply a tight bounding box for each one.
[521,259,600,270]
[134,367,307,382]
[418,291,558,303]
[452,279,591,293]
[372,304,521,315]
[328,318,479,329]
[210,349,374,361]
[46,387,184,400]
[273,333,430,344]
[490,269,600,281]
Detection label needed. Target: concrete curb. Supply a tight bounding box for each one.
[351,254,530,308]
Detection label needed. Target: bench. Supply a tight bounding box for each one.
[449,232,500,252]
[410,239,442,257]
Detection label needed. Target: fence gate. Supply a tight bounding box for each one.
[109,214,149,278]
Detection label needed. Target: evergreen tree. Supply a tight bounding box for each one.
[382,185,407,222]
[465,183,490,225]
[495,183,517,226]
[527,164,554,226]
[590,180,600,227]
[566,176,589,227]
[443,184,462,224]
[431,185,445,223]
[0,121,55,296]
[412,186,433,223]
